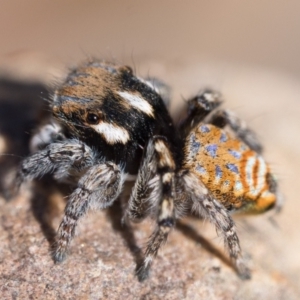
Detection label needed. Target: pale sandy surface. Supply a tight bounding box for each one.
[0,53,299,299]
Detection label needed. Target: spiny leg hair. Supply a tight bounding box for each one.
[125,139,161,223]
[54,162,125,262]
[136,137,176,281]
[181,171,251,279]
[16,139,95,190]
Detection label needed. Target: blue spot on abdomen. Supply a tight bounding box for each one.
[220,133,227,143]
[206,144,218,158]
[190,133,201,153]
[200,125,210,133]
[228,149,241,159]
[226,163,239,174]
[215,165,223,179]
[196,164,206,175]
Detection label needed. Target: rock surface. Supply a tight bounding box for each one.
[0,53,299,299]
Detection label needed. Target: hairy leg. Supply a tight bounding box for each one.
[180,89,262,153]
[125,139,161,223]
[136,137,176,281]
[16,139,95,191]
[181,171,251,279]
[54,162,125,262]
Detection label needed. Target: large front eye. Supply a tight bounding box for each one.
[86,113,100,124]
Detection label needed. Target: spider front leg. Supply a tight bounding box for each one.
[132,137,176,281]
[16,139,95,190]
[54,162,125,262]
[180,171,251,279]
[125,139,161,223]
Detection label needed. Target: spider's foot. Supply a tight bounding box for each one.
[236,259,251,280]
[136,263,150,282]
[52,243,68,263]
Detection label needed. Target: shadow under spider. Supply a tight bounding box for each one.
[106,199,144,270]
[176,220,234,272]
[30,177,72,248]
[31,180,144,269]
[30,179,234,275]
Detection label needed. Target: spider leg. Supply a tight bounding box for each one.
[179,89,223,136]
[54,162,125,262]
[181,170,251,279]
[16,139,95,191]
[136,137,176,281]
[125,139,161,223]
[180,89,262,153]
[207,109,263,153]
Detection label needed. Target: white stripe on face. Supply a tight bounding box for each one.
[117,91,154,117]
[91,122,130,144]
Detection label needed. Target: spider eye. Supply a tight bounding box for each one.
[86,113,100,124]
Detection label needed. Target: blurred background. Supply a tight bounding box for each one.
[1,1,300,74]
[0,1,299,298]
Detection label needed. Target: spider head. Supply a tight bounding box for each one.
[51,61,162,147]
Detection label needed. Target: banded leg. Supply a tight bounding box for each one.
[180,89,262,153]
[54,162,125,262]
[208,109,263,153]
[136,137,176,281]
[16,139,95,190]
[182,171,251,279]
[125,139,161,223]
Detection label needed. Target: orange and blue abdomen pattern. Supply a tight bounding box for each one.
[183,124,276,213]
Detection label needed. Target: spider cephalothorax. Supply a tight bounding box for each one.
[16,60,280,281]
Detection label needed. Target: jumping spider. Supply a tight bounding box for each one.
[16,60,281,281]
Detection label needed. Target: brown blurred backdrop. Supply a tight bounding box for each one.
[0,1,300,76]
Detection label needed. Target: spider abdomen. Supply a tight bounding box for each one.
[183,124,276,213]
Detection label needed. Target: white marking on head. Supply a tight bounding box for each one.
[117,91,154,117]
[91,122,130,144]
